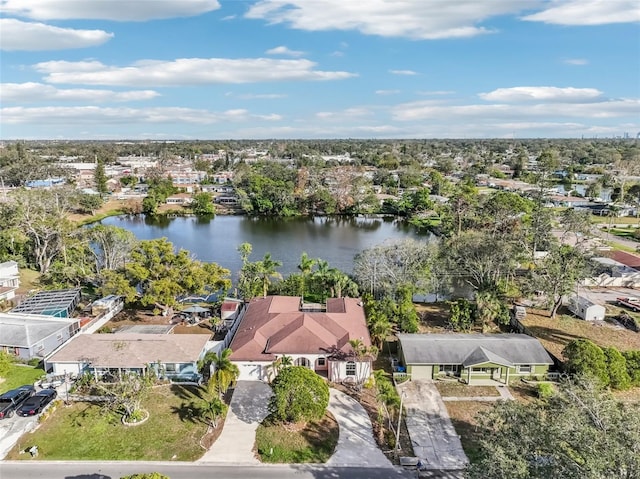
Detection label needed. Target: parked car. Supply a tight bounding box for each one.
[17,389,57,416]
[0,385,35,419]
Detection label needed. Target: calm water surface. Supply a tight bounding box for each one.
[101,215,430,277]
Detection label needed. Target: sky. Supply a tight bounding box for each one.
[1,0,639,140]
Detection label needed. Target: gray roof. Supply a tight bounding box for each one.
[398,333,553,366]
[46,333,211,368]
[0,314,73,348]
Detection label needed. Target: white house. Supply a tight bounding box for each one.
[567,295,606,321]
[228,296,373,383]
[0,261,20,302]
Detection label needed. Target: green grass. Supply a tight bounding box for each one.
[77,208,125,226]
[1,364,45,394]
[255,412,339,463]
[17,269,41,294]
[6,384,209,460]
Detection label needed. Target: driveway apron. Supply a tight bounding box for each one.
[199,381,272,464]
[397,380,468,471]
[327,388,393,468]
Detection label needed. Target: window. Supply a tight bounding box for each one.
[518,365,532,373]
[471,367,489,373]
[345,361,356,376]
[439,365,460,374]
[317,357,326,366]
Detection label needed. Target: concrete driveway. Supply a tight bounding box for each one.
[397,380,468,471]
[326,389,392,468]
[0,414,38,459]
[199,381,272,464]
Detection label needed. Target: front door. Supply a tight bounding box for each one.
[492,368,502,381]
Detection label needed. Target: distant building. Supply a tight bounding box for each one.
[0,261,20,302]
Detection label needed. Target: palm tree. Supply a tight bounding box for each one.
[348,339,379,391]
[256,253,282,297]
[368,314,391,350]
[201,396,227,428]
[210,348,240,397]
[313,259,331,300]
[269,354,293,382]
[297,252,316,300]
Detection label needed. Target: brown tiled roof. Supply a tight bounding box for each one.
[46,333,211,368]
[607,250,640,270]
[229,296,371,361]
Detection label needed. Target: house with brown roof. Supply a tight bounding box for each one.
[228,295,372,382]
[45,333,211,382]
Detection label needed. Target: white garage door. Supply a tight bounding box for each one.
[237,363,264,381]
[410,365,433,380]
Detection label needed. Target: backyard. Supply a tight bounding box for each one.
[6,383,213,461]
[0,363,45,394]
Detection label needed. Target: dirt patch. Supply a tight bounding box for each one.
[101,308,211,338]
[415,302,450,333]
[445,401,493,463]
[508,380,540,403]
[519,308,640,358]
[435,382,500,397]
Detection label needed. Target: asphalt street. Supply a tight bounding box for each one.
[0,462,415,479]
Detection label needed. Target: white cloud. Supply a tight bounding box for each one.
[315,107,372,119]
[522,0,640,25]
[246,0,537,39]
[479,86,603,103]
[0,82,159,103]
[1,105,282,125]
[265,45,305,57]
[34,58,356,86]
[391,98,639,121]
[0,0,221,21]
[417,90,455,96]
[0,18,113,51]
[389,69,417,76]
[563,58,589,66]
[221,15,237,21]
[375,89,400,95]
[226,92,287,99]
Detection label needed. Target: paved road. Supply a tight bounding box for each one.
[0,462,414,479]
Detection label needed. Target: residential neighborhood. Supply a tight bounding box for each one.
[1,1,639,478]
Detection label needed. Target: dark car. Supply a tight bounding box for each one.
[17,389,57,417]
[0,385,35,419]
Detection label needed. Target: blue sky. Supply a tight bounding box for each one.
[1,0,639,140]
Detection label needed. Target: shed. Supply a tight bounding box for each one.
[567,295,606,321]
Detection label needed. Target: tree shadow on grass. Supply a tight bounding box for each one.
[170,400,204,424]
[170,383,205,401]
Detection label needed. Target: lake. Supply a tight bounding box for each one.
[101,215,431,278]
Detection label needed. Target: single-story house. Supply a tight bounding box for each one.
[228,295,372,382]
[0,260,20,302]
[397,333,554,384]
[166,193,193,205]
[567,295,606,321]
[45,333,211,382]
[0,312,81,360]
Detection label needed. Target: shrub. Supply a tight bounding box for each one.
[269,366,329,423]
[603,347,631,390]
[621,350,640,386]
[562,339,609,386]
[537,383,554,399]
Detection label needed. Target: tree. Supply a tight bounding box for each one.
[269,354,293,382]
[256,253,282,297]
[348,338,378,390]
[396,285,419,333]
[297,252,316,299]
[76,193,103,215]
[201,396,227,429]
[562,339,609,386]
[93,159,108,195]
[448,298,475,331]
[0,351,14,379]
[210,348,240,398]
[603,347,631,390]
[191,192,216,216]
[95,371,154,422]
[475,291,510,331]
[109,238,230,310]
[528,245,590,318]
[466,377,640,479]
[622,351,640,386]
[88,225,137,272]
[269,366,329,423]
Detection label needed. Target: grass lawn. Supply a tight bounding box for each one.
[6,384,210,461]
[435,381,500,398]
[17,269,41,294]
[445,401,492,463]
[0,364,45,394]
[519,309,640,359]
[255,412,339,463]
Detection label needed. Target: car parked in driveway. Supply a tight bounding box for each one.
[0,385,35,419]
[17,389,57,417]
